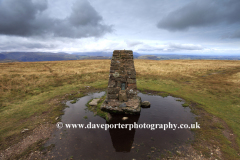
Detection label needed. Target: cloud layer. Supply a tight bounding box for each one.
[0,0,239,55]
[157,0,240,32]
[138,43,203,52]
[0,0,112,38]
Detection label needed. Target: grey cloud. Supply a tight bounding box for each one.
[23,43,56,49]
[168,43,203,50]
[0,0,112,38]
[157,0,240,31]
[231,30,240,38]
[69,1,101,26]
[125,40,143,47]
[0,42,56,50]
[223,29,240,39]
[0,36,57,50]
[0,0,48,36]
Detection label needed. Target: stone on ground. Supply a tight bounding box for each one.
[89,98,100,106]
[122,117,128,120]
[141,101,151,108]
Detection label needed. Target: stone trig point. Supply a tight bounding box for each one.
[101,50,141,114]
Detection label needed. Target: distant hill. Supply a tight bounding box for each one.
[0,54,6,60]
[0,52,239,63]
[137,55,158,60]
[0,52,112,62]
[72,51,141,58]
[137,54,240,60]
[0,51,141,62]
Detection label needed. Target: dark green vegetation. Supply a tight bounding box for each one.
[181,103,190,107]
[0,59,239,159]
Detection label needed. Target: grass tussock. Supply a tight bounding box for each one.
[0,59,240,159]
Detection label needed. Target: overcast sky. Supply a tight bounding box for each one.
[0,0,239,55]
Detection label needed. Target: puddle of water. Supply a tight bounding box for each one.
[45,92,196,159]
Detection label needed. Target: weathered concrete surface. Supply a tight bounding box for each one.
[101,50,141,114]
[89,98,100,106]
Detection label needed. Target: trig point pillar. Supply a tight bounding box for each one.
[101,50,141,114]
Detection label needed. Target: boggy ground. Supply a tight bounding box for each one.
[0,59,240,159]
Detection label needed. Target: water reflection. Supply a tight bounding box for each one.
[107,114,140,152]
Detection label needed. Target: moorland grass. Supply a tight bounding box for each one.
[0,59,240,159]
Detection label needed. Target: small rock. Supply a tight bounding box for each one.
[89,98,100,106]
[119,103,127,108]
[141,101,151,108]
[21,129,29,133]
[122,117,128,120]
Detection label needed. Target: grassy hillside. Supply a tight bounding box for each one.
[0,59,240,159]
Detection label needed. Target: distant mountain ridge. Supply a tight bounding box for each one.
[0,52,109,62]
[137,54,240,60]
[0,52,141,62]
[0,52,239,62]
[72,51,141,58]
